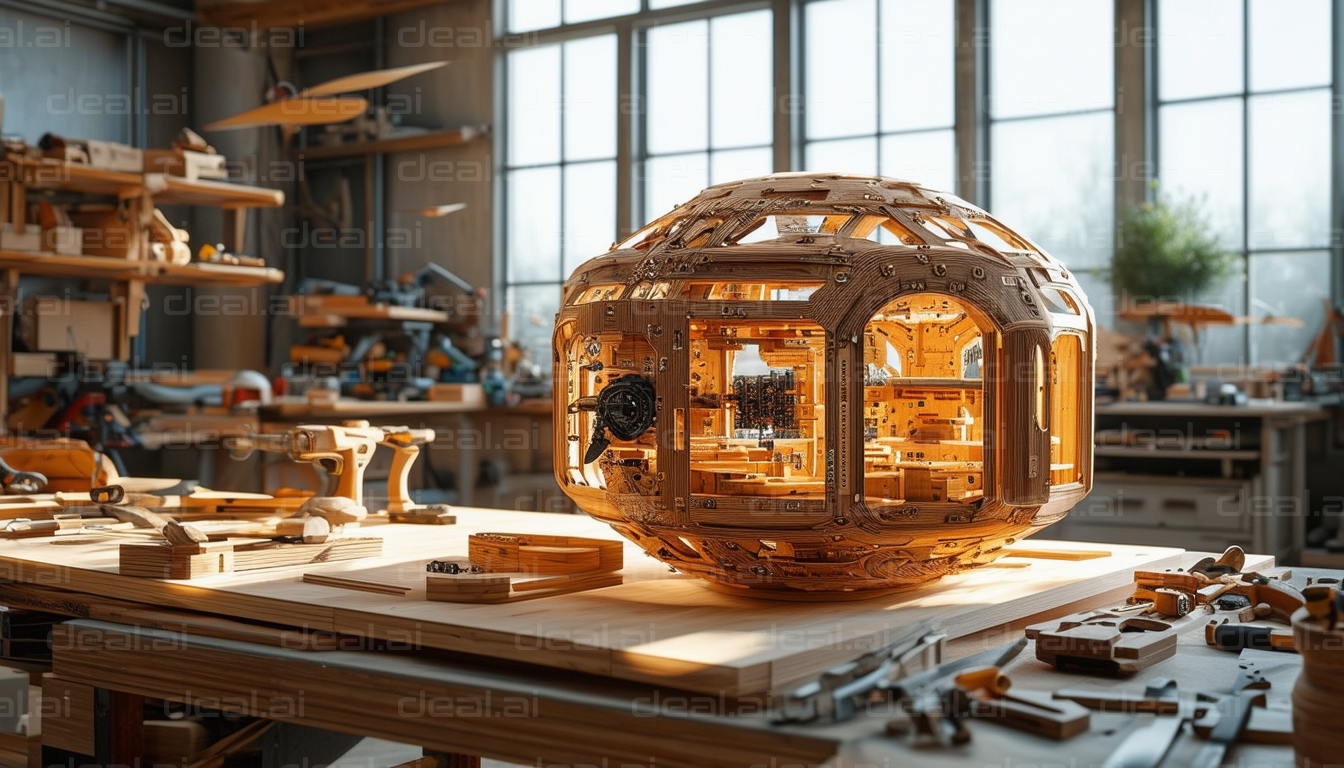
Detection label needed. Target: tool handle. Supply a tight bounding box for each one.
[90,485,125,504]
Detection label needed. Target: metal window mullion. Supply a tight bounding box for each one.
[771,0,794,172]
[973,0,990,206]
[1333,0,1344,309]
[874,0,884,174]
[617,21,636,238]
[1240,0,1251,363]
[706,16,715,184]
[559,43,569,284]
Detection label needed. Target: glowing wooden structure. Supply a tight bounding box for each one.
[553,173,1094,598]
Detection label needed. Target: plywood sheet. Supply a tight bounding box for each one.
[0,508,1250,697]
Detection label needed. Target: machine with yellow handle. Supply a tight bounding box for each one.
[228,420,455,524]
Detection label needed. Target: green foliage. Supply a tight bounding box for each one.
[1111,187,1236,300]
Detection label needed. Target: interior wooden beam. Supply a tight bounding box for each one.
[196,0,466,30]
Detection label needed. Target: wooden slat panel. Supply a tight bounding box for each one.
[40,676,95,755]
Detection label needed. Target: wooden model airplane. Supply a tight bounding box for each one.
[204,61,447,132]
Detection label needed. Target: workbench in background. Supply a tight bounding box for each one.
[1054,400,1328,563]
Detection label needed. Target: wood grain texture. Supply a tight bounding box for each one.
[0,508,1240,697]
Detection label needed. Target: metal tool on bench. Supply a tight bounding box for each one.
[774,624,1028,743]
[227,421,454,524]
[1097,654,1271,768]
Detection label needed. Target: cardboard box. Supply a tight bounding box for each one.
[24,297,116,359]
[428,382,485,407]
[43,225,83,255]
[0,222,42,252]
[11,352,56,377]
[85,140,143,173]
[69,206,145,259]
[144,149,226,180]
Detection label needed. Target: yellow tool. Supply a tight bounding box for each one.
[227,420,454,523]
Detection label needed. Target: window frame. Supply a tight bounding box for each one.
[495,0,1344,367]
[1152,0,1338,365]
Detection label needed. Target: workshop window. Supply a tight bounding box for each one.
[802,0,957,198]
[506,0,640,31]
[1156,0,1335,366]
[987,0,1115,312]
[639,9,775,222]
[503,34,619,371]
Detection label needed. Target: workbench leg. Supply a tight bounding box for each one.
[423,748,480,768]
[458,412,475,507]
[0,268,18,425]
[93,688,143,767]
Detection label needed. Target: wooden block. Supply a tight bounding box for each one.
[1028,611,1177,675]
[467,533,623,576]
[144,719,210,765]
[119,537,383,579]
[969,689,1090,740]
[427,571,624,604]
[40,676,95,755]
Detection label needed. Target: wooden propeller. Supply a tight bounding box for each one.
[204,61,448,132]
[402,202,468,218]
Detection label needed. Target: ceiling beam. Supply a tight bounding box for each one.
[196,0,464,31]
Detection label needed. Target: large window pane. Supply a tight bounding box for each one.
[564,161,617,274]
[710,11,773,149]
[710,147,773,185]
[507,284,563,371]
[1249,0,1331,92]
[806,0,878,139]
[644,152,709,221]
[507,167,563,283]
[1158,98,1244,248]
[806,136,878,174]
[1190,265,1248,366]
[508,46,562,166]
[881,129,955,192]
[509,0,561,32]
[646,20,709,154]
[991,112,1114,269]
[1157,0,1243,100]
[881,0,955,131]
[990,0,1114,119]
[565,0,638,24]
[1248,89,1332,249]
[564,36,618,162]
[1249,251,1333,365]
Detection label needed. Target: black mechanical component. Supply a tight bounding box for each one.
[584,374,657,464]
[425,560,482,575]
[733,370,798,437]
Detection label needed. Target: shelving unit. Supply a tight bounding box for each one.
[0,153,287,423]
[292,128,476,161]
[1054,400,1327,562]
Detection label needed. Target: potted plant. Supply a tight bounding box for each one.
[1110,183,1237,398]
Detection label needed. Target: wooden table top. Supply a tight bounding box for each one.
[0,506,1231,698]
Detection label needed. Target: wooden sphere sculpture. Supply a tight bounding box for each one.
[553,173,1094,599]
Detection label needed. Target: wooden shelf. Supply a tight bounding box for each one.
[0,250,283,287]
[5,158,284,209]
[8,157,141,197]
[294,129,479,161]
[146,174,284,209]
[1093,446,1260,461]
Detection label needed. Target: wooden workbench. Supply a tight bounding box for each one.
[0,508,1306,767]
[0,508,1229,698]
